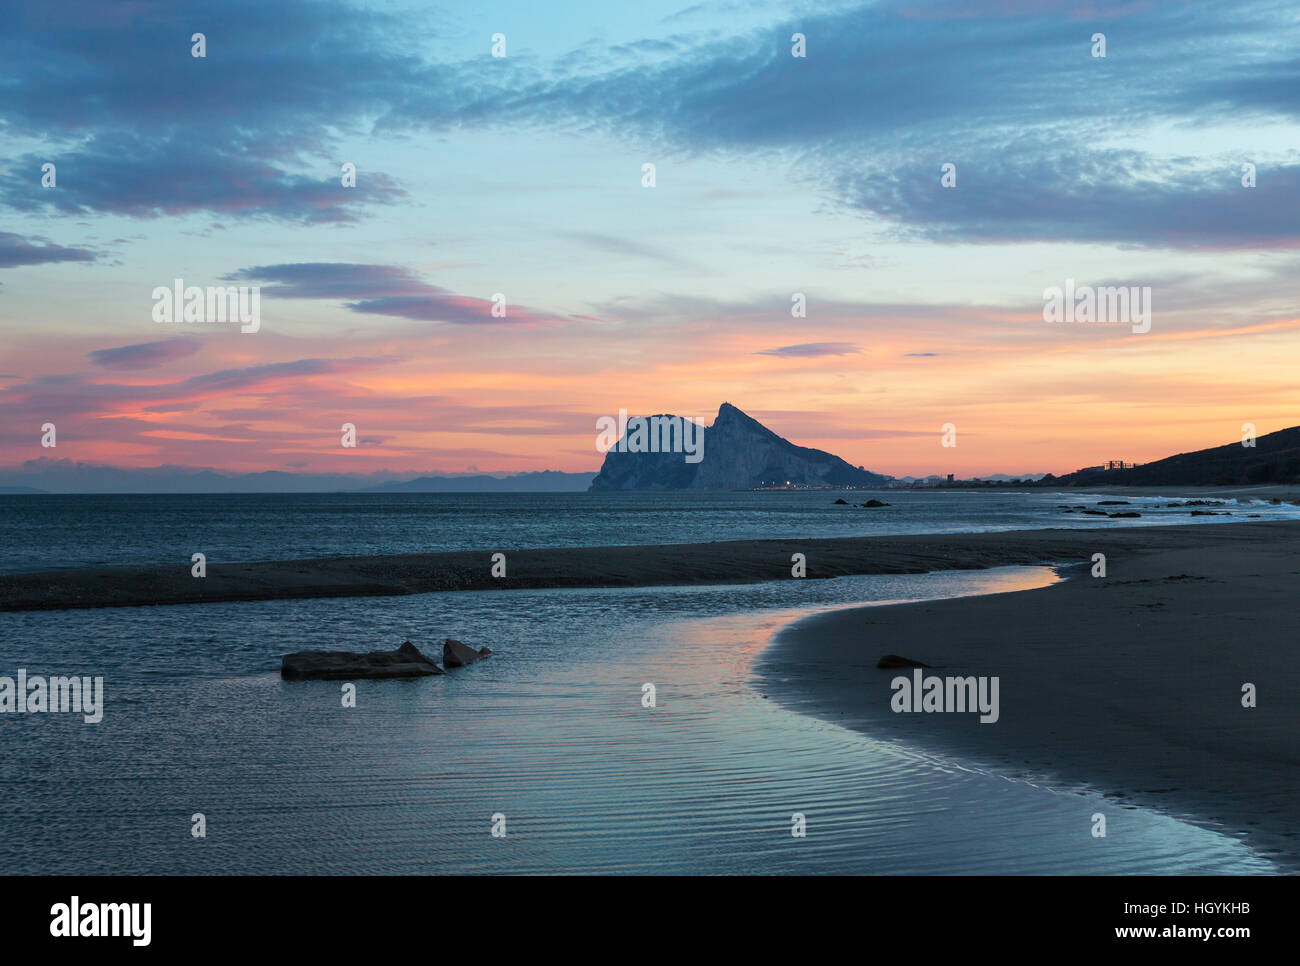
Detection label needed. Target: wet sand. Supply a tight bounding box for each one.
[1,520,1291,612]
[760,519,1300,869]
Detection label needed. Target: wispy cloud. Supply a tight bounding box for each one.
[6,0,1298,247]
[756,342,862,357]
[415,0,1300,250]
[0,0,419,221]
[88,337,202,370]
[223,263,433,300]
[228,263,585,326]
[0,232,97,268]
[1,137,406,223]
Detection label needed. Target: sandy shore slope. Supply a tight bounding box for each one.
[759,520,1300,869]
[0,520,1290,612]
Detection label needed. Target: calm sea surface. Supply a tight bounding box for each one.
[1,489,1296,574]
[0,491,1284,873]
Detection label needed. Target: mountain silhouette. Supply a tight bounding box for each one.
[589,402,890,490]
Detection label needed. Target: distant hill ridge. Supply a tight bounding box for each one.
[589,402,890,491]
[366,471,596,493]
[1046,425,1300,486]
[0,460,596,494]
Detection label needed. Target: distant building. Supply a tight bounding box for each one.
[1074,461,1141,473]
[947,473,954,482]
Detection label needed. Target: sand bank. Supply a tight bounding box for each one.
[759,520,1300,868]
[1,520,1289,612]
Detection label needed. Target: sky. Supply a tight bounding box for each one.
[2,0,1298,479]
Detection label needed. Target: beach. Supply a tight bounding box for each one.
[759,519,1300,868]
[5,511,1296,870]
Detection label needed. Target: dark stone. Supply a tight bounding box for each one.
[444,638,492,668]
[281,642,444,680]
[860,499,890,507]
[397,641,440,666]
[834,498,848,504]
[1108,511,1141,518]
[877,654,931,669]
[1097,500,1130,505]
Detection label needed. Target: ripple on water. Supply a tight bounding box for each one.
[0,566,1277,874]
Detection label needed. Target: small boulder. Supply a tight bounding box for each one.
[397,641,440,667]
[444,638,492,668]
[281,642,444,680]
[860,499,890,507]
[1108,511,1141,518]
[877,654,931,669]
[834,498,848,505]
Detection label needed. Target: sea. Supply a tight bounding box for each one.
[1,489,1293,874]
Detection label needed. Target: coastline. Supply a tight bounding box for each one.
[757,523,1300,869]
[3,519,1296,612]
[1049,483,1300,502]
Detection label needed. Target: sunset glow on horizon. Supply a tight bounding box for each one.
[4,0,1299,481]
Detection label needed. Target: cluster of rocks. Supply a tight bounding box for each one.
[1059,504,1142,518]
[1056,497,1252,520]
[280,639,493,680]
[833,498,891,507]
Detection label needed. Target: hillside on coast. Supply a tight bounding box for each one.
[1045,426,1300,487]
